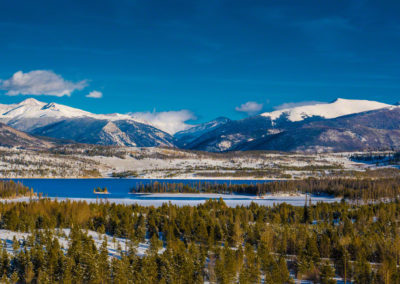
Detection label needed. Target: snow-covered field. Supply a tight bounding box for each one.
[0,145,387,179]
[0,147,101,178]
[90,147,370,179]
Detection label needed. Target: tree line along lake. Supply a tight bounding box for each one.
[4,178,339,207]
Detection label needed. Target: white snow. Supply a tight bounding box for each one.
[51,194,340,207]
[0,228,163,258]
[217,140,232,151]
[261,98,392,124]
[0,98,142,131]
[174,117,228,138]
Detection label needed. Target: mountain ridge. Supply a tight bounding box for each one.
[0,98,397,152]
[0,98,174,147]
[260,98,391,124]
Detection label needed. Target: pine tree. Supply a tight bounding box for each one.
[320,260,335,284]
[274,256,291,283]
[99,238,111,283]
[0,273,9,284]
[23,261,33,282]
[353,257,372,284]
[0,245,10,277]
[61,255,73,284]
[302,196,311,224]
[231,216,243,247]
[10,271,18,284]
[150,233,162,253]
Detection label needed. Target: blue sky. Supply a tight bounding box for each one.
[0,0,399,125]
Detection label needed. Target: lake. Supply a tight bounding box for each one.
[7,178,340,207]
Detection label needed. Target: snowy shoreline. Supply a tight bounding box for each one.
[0,196,38,203]
[49,194,340,207]
[5,176,286,181]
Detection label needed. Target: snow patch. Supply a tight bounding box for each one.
[261,98,391,124]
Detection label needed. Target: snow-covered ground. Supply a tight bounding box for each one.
[0,228,162,258]
[0,147,101,178]
[90,147,369,179]
[50,193,340,207]
[0,145,388,179]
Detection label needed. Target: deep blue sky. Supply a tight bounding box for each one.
[0,0,399,123]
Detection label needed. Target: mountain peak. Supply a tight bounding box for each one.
[332,98,347,103]
[18,98,43,106]
[214,116,231,122]
[261,98,391,123]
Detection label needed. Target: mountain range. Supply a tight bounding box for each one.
[0,98,398,152]
[0,98,174,147]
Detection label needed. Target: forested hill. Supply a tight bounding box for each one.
[0,199,398,282]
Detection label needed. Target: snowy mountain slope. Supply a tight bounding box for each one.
[0,98,174,147]
[32,118,174,147]
[261,98,391,124]
[236,106,400,152]
[0,98,137,132]
[174,117,231,147]
[0,98,175,147]
[177,115,273,152]
[0,97,397,151]
[178,99,395,152]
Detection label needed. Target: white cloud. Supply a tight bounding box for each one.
[86,90,103,98]
[235,101,263,115]
[129,110,196,135]
[0,70,87,97]
[273,101,324,110]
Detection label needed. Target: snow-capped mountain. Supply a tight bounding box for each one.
[237,106,400,152]
[0,97,397,152]
[176,99,397,152]
[261,98,391,125]
[174,117,231,147]
[0,98,135,132]
[0,98,174,147]
[32,118,174,147]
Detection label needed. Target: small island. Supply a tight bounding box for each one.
[93,187,109,194]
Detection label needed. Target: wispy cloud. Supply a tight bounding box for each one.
[129,110,196,135]
[0,70,87,97]
[235,101,263,115]
[86,90,103,98]
[273,101,324,110]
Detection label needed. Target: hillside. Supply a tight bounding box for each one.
[0,122,53,149]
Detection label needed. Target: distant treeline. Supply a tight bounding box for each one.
[130,178,400,202]
[48,144,127,159]
[351,151,400,165]
[130,181,271,195]
[112,171,138,178]
[263,178,400,201]
[0,180,35,199]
